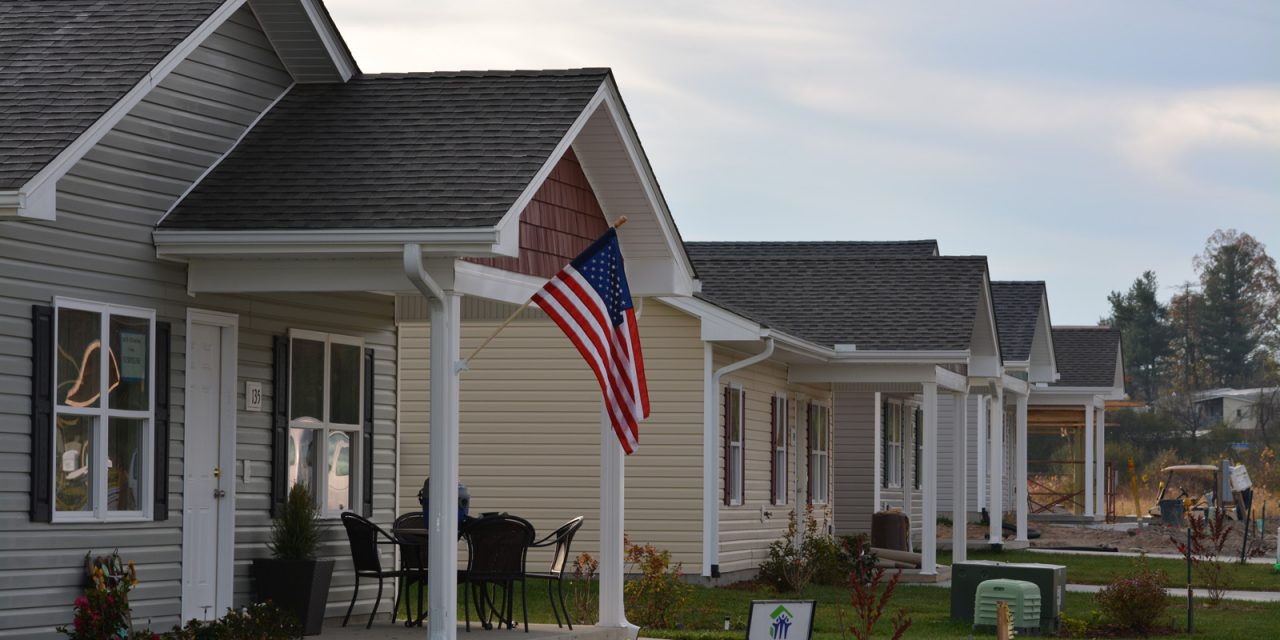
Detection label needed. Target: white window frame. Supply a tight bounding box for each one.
[726,383,745,507]
[772,393,788,506]
[808,402,830,504]
[288,329,364,518]
[884,400,904,489]
[52,297,156,523]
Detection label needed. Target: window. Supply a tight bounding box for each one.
[883,400,904,489]
[725,385,745,506]
[288,330,363,516]
[808,403,829,504]
[52,299,155,521]
[772,394,788,505]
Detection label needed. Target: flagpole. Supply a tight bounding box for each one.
[460,216,629,368]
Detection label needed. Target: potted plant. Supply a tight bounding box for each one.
[253,484,333,636]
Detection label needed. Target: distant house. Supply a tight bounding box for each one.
[1194,387,1280,431]
[1027,327,1126,520]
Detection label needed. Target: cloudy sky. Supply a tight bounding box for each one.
[326,0,1279,324]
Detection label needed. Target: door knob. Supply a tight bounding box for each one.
[214,489,226,499]
[213,467,221,478]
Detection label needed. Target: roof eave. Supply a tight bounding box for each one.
[152,226,509,260]
[0,189,55,221]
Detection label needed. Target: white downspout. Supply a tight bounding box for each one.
[702,337,775,578]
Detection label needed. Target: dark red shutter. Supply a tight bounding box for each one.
[806,404,814,506]
[723,386,731,506]
[271,336,290,518]
[153,321,171,520]
[30,305,53,522]
[881,400,890,488]
[913,407,923,490]
[362,347,375,517]
[769,397,777,505]
[738,391,746,504]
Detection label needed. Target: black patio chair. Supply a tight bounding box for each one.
[526,516,585,629]
[392,512,430,626]
[460,513,535,632]
[340,512,411,629]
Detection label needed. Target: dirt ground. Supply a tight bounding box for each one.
[938,519,1278,556]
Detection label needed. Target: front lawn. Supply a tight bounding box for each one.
[942,549,1280,592]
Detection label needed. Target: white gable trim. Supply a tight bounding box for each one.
[7,0,248,222]
[298,0,357,80]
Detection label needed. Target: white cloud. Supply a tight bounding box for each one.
[1119,87,1280,180]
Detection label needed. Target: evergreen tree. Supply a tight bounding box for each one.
[1194,230,1280,388]
[1103,271,1173,402]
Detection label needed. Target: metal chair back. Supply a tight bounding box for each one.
[341,512,388,575]
[394,512,429,571]
[463,513,534,581]
[545,516,584,577]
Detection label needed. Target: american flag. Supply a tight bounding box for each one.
[532,228,649,454]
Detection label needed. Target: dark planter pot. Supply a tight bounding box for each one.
[253,558,334,636]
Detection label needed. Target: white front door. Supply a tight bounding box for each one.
[182,310,237,621]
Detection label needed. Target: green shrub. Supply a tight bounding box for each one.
[1094,556,1169,634]
[269,484,321,561]
[624,536,693,629]
[759,511,876,591]
[168,603,301,640]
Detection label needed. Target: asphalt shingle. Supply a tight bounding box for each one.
[990,281,1046,362]
[690,250,989,351]
[1051,326,1122,388]
[160,70,610,230]
[686,240,938,260]
[0,0,225,189]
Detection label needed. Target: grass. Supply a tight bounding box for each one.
[942,548,1280,592]
[393,577,1280,639]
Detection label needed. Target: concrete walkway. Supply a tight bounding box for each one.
[920,580,1280,603]
[1024,546,1279,565]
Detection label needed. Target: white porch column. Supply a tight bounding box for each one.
[951,391,968,564]
[1083,403,1095,517]
[1095,405,1106,520]
[921,382,938,575]
[599,406,636,633]
[427,292,461,640]
[700,343,718,578]
[988,391,1004,545]
[1015,394,1029,542]
[976,395,987,513]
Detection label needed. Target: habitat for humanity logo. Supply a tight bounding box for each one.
[769,605,793,639]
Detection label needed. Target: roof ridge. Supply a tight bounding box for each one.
[354,68,611,79]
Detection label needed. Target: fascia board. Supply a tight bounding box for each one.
[454,260,543,304]
[153,227,503,259]
[298,0,358,80]
[658,295,762,342]
[17,0,248,222]
[831,350,970,364]
[1002,374,1030,397]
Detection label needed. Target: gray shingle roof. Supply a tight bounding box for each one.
[690,251,989,351]
[686,240,938,260]
[160,70,610,230]
[990,281,1046,362]
[0,0,225,189]
[1050,327,1121,388]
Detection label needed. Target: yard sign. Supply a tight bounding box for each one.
[746,600,815,640]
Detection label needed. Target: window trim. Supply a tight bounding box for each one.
[287,329,365,518]
[51,297,156,523]
[726,383,745,507]
[772,393,788,506]
[808,402,830,505]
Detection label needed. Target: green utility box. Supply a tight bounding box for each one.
[951,561,1066,633]
[974,579,1041,632]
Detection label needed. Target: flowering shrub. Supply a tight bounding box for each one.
[58,552,143,640]
[1094,556,1169,634]
[623,536,693,629]
[568,552,600,626]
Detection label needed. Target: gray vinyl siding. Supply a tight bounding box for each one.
[0,8,398,638]
[832,391,875,536]
[937,395,985,519]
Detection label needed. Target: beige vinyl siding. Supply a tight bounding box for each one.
[714,349,831,576]
[832,391,876,536]
[397,298,705,570]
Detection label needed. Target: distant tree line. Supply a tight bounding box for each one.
[1102,229,1280,460]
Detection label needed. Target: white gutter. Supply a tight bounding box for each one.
[703,337,774,578]
[402,243,446,301]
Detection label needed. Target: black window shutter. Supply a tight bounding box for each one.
[914,407,922,490]
[271,336,289,518]
[722,386,730,506]
[361,347,374,518]
[806,404,814,506]
[769,397,777,505]
[31,305,53,523]
[153,321,171,520]
[881,401,890,489]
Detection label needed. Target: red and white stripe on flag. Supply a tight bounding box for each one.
[531,230,649,454]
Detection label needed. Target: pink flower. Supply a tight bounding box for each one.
[74,595,89,608]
